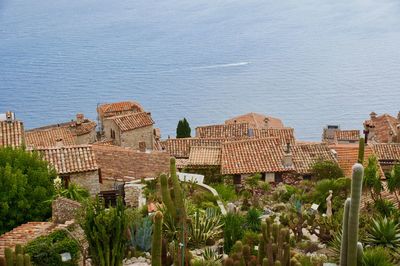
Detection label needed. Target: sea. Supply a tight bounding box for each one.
[1,0,400,140]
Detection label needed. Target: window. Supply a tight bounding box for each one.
[110,129,115,139]
[62,175,71,188]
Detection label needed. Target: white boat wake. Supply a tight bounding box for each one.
[152,61,250,74]
[188,61,250,70]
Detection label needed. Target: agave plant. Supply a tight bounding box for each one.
[328,230,341,263]
[362,247,395,266]
[60,182,90,202]
[130,217,152,252]
[366,216,400,253]
[189,208,223,247]
[202,247,223,262]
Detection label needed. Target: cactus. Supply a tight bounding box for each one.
[339,164,364,266]
[160,173,176,218]
[0,246,31,266]
[159,158,189,265]
[152,211,163,266]
[130,217,152,252]
[225,218,298,266]
[358,138,365,164]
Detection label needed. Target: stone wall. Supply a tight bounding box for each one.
[120,125,154,150]
[103,119,122,145]
[124,183,146,208]
[52,197,82,224]
[71,170,100,196]
[76,129,97,144]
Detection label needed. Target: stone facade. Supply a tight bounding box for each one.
[66,170,100,196]
[103,118,153,150]
[52,197,82,224]
[76,129,97,144]
[124,183,146,208]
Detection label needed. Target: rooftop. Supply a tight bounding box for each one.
[370,143,400,162]
[97,101,144,118]
[364,113,399,143]
[225,112,284,129]
[195,123,249,139]
[161,138,226,158]
[92,144,170,181]
[34,145,98,174]
[291,143,337,174]
[106,112,154,132]
[188,146,221,166]
[0,120,24,148]
[334,130,360,142]
[221,138,289,175]
[25,127,76,148]
[253,128,295,145]
[329,143,378,177]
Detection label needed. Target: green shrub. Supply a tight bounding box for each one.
[192,191,217,209]
[245,208,261,232]
[25,230,80,266]
[374,199,397,218]
[362,247,394,266]
[242,230,259,251]
[223,213,244,253]
[0,147,56,234]
[213,184,237,202]
[311,160,344,180]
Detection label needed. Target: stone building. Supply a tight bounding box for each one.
[34,145,100,195]
[92,144,170,190]
[0,111,24,148]
[97,101,144,133]
[25,113,96,148]
[363,111,400,143]
[322,126,360,144]
[103,112,155,150]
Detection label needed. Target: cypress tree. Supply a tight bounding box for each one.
[176,118,191,138]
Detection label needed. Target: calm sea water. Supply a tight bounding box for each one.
[1,0,400,140]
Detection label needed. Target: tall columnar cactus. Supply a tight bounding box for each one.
[340,163,364,266]
[160,174,176,218]
[160,158,189,265]
[0,246,31,266]
[357,138,365,164]
[152,211,163,266]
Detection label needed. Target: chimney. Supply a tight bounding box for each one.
[282,142,293,168]
[5,111,13,123]
[264,117,269,128]
[370,112,377,119]
[55,138,63,148]
[76,113,84,125]
[397,111,400,121]
[139,141,146,152]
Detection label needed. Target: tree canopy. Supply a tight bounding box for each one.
[0,147,56,234]
[311,160,344,181]
[176,118,191,138]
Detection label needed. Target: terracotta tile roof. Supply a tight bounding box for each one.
[161,138,226,158]
[188,146,221,166]
[0,222,57,256]
[97,101,144,118]
[34,145,98,174]
[92,144,170,180]
[221,138,290,175]
[291,143,337,174]
[25,127,76,148]
[253,128,295,145]
[106,112,154,132]
[175,159,190,169]
[225,113,284,129]
[329,144,377,177]
[335,130,360,142]
[196,123,250,139]
[0,120,24,148]
[73,121,97,136]
[370,143,400,163]
[364,113,399,143]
